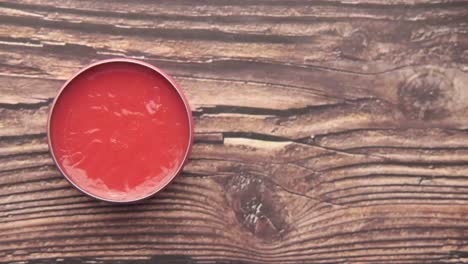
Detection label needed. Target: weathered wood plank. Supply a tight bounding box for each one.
[0,0,467,263]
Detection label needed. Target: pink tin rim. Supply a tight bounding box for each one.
[47,58,194,203]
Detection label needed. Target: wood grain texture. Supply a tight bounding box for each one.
[0,0,468,263]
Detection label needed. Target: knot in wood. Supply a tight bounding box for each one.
[398,71,454,121]
[223,174,287,241]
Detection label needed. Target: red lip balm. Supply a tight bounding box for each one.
[48,59,193,203]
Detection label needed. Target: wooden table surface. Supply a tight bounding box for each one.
[1,0,468,263]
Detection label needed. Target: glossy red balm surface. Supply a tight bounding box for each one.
[49,61,191,202]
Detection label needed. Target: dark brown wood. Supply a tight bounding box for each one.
[0,0,468,263]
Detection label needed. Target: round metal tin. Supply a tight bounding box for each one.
[47,58,194,203]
